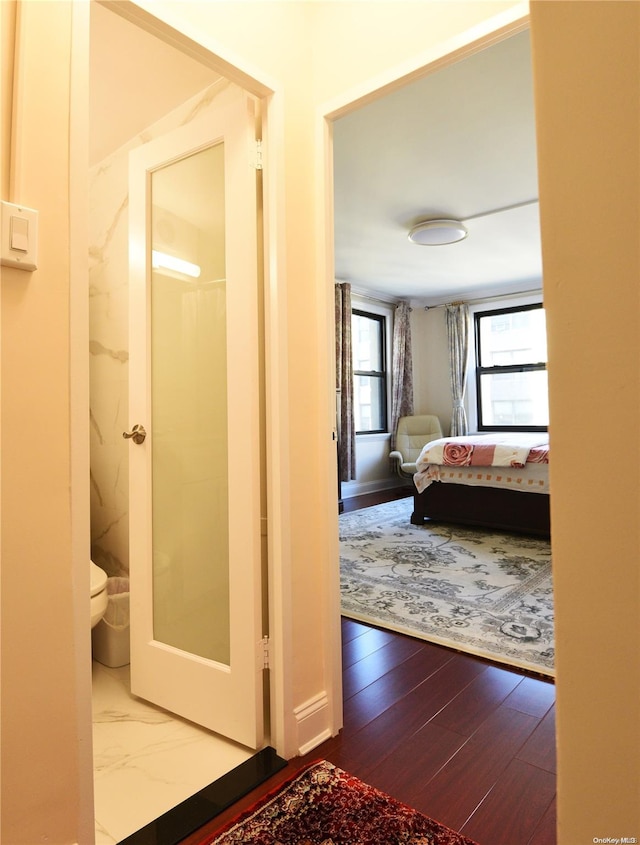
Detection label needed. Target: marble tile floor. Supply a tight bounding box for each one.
[92,660,254,844]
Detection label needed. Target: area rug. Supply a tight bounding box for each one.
[340,497,554,677]
[199,759,477,845]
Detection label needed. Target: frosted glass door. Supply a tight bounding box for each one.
[128,84,264,749]
[150,144,230,665]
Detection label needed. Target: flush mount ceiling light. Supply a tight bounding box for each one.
[408,218,468,246]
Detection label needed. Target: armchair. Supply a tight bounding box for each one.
[389,414,443,484]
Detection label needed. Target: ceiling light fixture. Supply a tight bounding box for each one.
[408,219,468,246]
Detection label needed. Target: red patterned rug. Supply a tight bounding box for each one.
[197,759,477,845]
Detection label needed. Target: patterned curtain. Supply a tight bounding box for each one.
[390,301,414,449]
[445,304,470,436]
[335,283,356,481]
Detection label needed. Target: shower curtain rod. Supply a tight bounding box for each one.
[423,287,543,311]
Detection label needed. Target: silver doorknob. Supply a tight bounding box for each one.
[123,424,147,445]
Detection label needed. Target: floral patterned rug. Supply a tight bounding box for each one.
[340,498,554,677]
[201,760,477,844]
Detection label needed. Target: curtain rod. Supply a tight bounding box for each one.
[339,282,542,311]
[424,287,543,311]
[341,284,400,308]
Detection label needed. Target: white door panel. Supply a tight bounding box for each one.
[127,85,264,749]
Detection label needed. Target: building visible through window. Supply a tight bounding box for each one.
[352,309,387,433]
[475,303,548,431]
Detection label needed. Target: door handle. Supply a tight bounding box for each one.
[123,424,147,445]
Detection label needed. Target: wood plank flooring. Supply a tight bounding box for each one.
[181,491,556,845]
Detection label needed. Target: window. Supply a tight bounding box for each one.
[475,303,548,431]
[352,309,387,433]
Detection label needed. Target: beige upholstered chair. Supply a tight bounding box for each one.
[389,414,443,484]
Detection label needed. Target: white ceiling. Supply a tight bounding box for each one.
[333,30,542,306]
[90,10,540,308]
[89,3,220,166]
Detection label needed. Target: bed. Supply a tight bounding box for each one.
[411,433,550,537]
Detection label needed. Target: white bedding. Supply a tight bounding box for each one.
[414,461,549,495]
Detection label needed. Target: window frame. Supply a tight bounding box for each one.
[351,307,388,435]
[474,302,548,433]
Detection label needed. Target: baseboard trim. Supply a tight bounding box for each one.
[294,692,332,756]
[341,478,404,498]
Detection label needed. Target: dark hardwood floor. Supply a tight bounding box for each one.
[181,489,556,845]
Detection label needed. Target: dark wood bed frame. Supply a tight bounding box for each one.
[411,481,550,538]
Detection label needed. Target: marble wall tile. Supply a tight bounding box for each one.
[89,154,130,576]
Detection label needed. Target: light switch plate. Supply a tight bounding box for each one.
[1,201,39,271]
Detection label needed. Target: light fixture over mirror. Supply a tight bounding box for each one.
[408,218,468,246]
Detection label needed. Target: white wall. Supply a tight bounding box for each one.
[1,3,94,842]
[341,434,401,498]
[531,2,640,837]
[411,306,452,434]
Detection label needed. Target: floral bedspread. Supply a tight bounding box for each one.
[415,433,549,473]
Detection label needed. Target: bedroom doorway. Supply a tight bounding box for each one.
[329,23,553,678]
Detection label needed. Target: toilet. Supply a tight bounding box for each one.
[90,560,108,629]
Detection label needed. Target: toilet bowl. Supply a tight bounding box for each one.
[90,560,108,629]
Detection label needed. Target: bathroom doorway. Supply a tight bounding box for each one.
[88,4,267,839]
